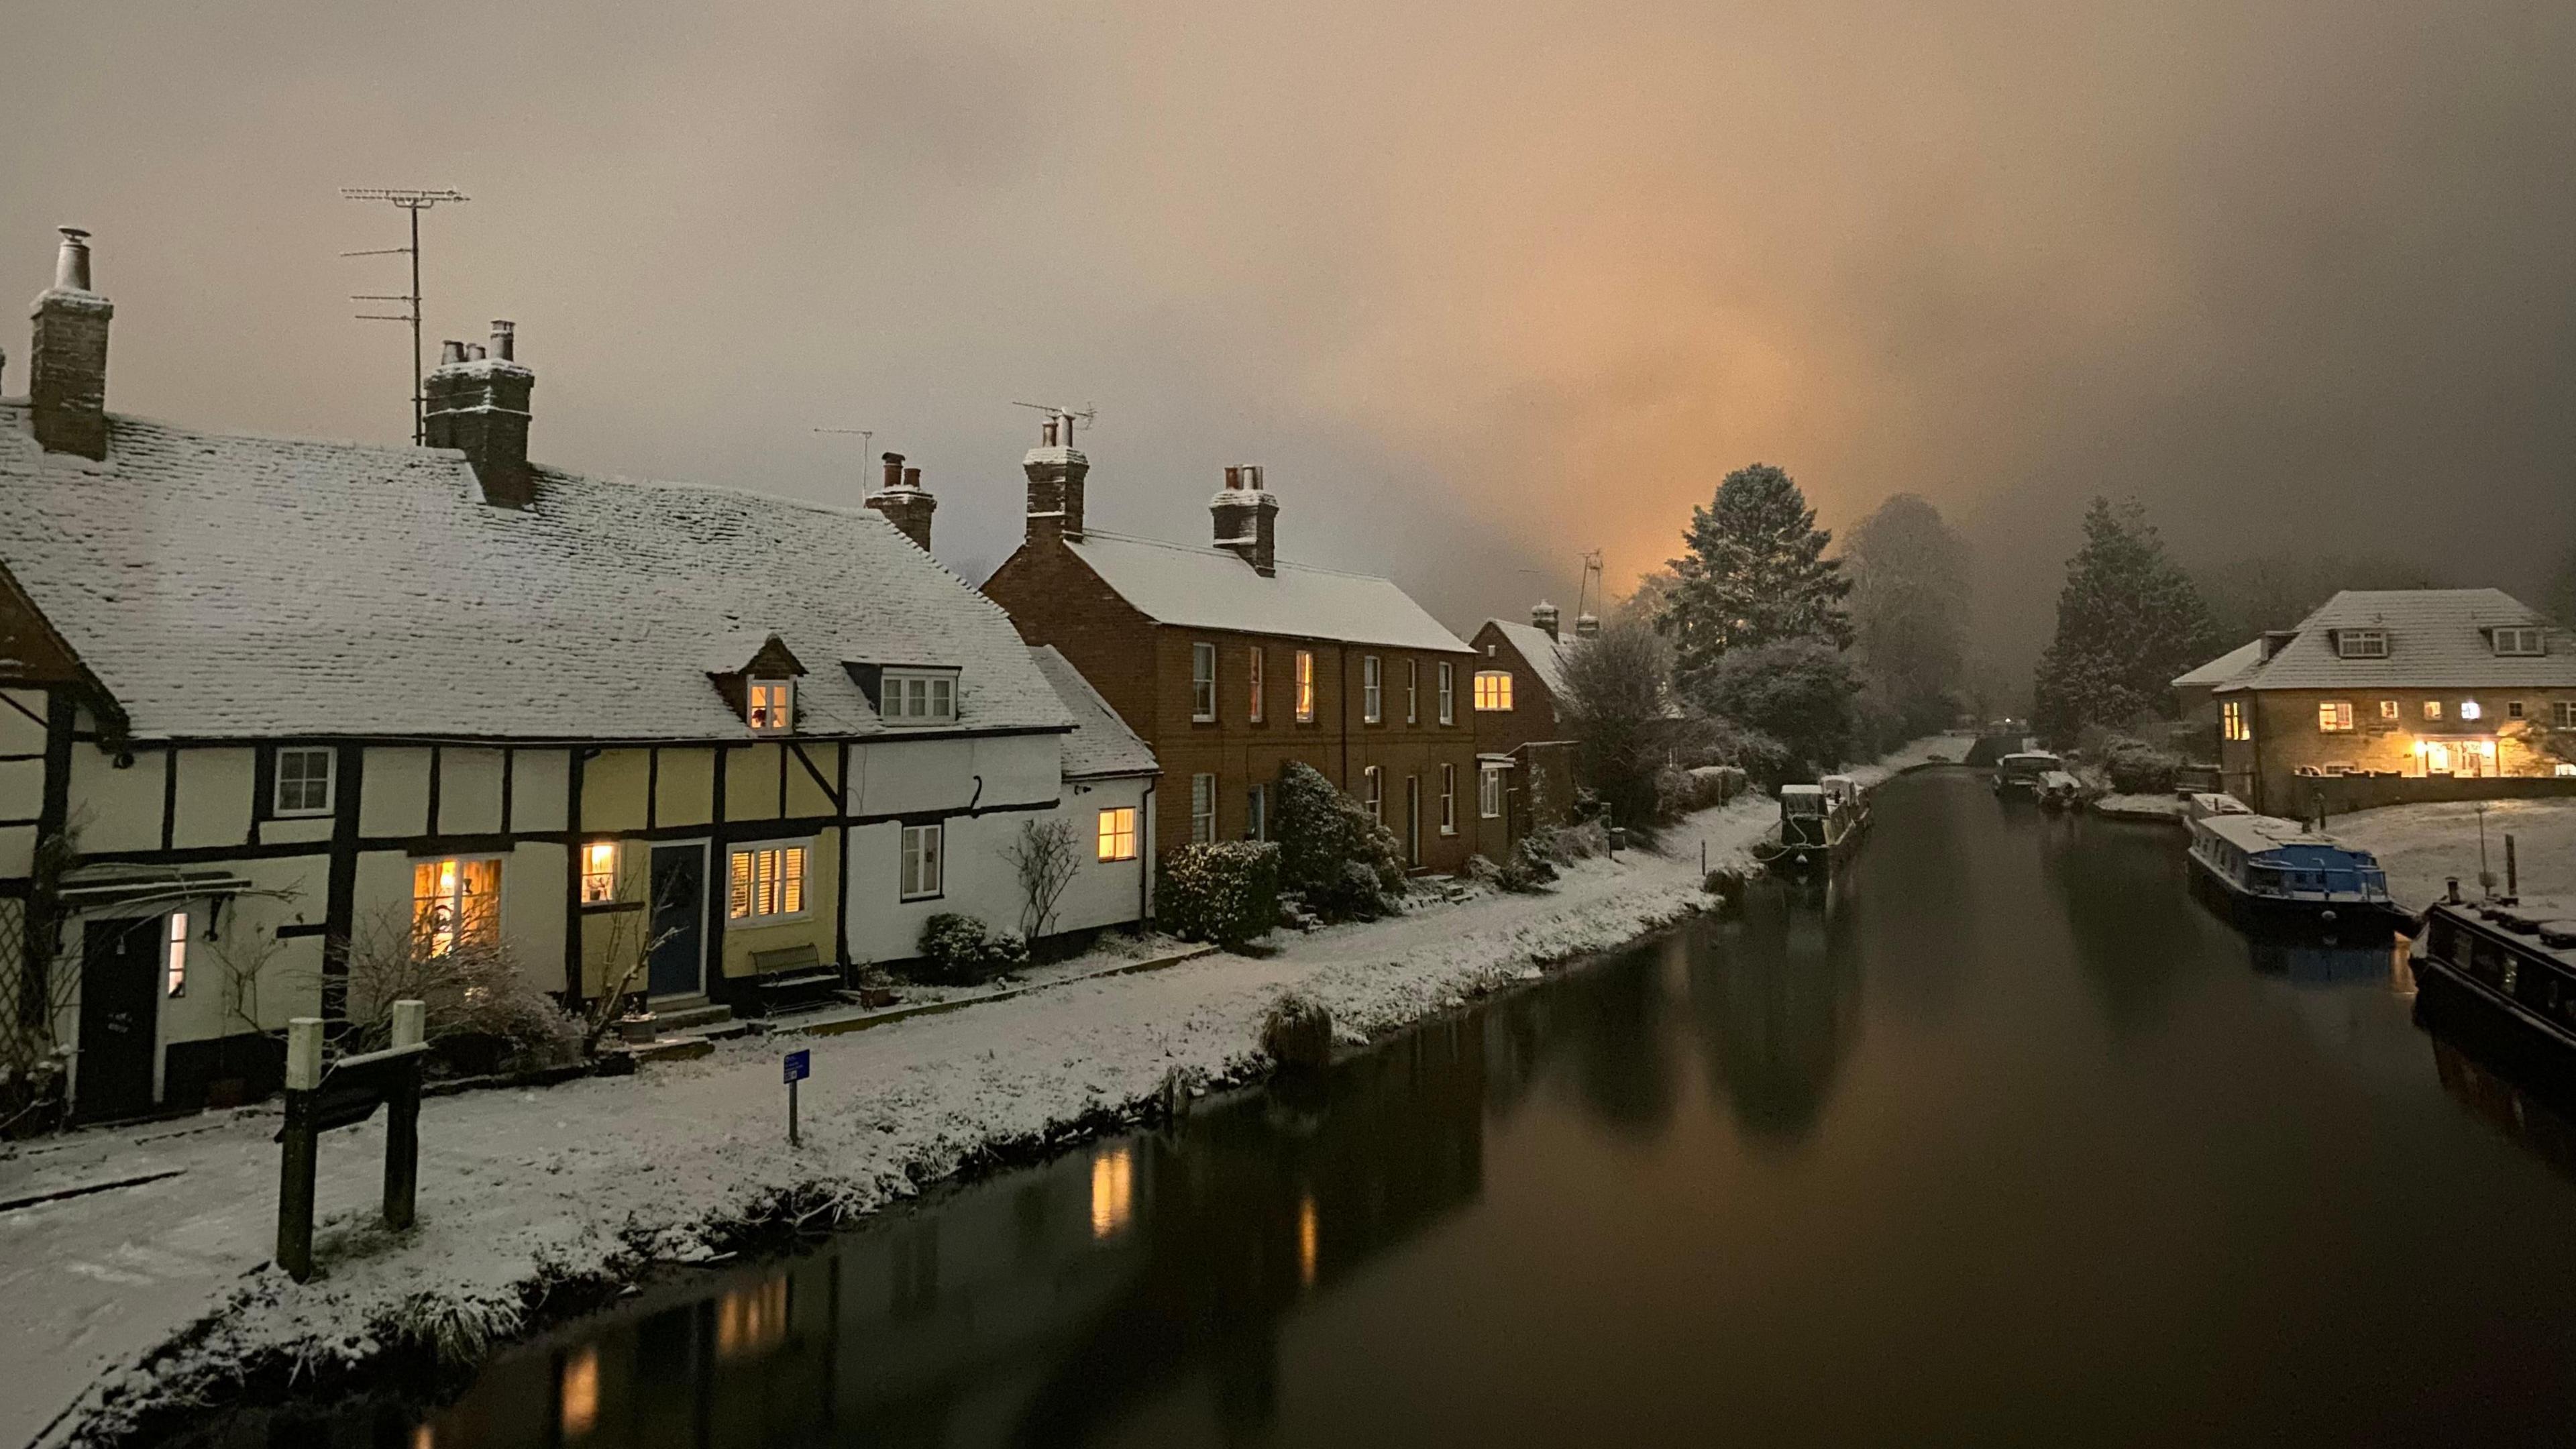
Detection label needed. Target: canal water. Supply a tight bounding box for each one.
[218,768,2576,1446]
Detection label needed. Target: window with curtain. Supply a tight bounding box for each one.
[413,857,502,955]
[730,842,810,919]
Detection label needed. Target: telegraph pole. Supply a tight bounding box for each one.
[340,188,469,445]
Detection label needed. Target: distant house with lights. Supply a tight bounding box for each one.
[0,229,1152,1122]
[1462,604,1589,837]
[2178,588,2576,814]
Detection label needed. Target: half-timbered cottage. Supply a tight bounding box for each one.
[0,230,1152,1120]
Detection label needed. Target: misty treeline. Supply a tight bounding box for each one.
[1558,464,1974,826]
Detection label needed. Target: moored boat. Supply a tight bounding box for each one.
[1992,751,2061,800]
[2185,812,2408,935]
[1764,783,1864,875]
[2416,896,2576,1058]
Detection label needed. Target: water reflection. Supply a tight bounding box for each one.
[1690,889,1862,1146]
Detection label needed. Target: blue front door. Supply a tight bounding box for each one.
[647,844,706,998]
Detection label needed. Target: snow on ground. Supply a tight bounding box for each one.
[7,744,1952,1447]
[2094,793,2190,821]
[2328,797,2576,911]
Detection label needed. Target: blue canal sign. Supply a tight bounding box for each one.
[783,1049,811,1083]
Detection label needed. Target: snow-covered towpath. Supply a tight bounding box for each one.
[7,741,1955,1446]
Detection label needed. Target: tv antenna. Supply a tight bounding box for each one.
[340,187,469,445]
[1575,549,1605,620]
[1010,400,1096,446]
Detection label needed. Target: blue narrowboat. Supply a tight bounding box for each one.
[2185,813,2408,935]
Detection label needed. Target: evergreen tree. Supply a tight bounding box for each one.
[2031,497,2218,744]
[1661,464,1851,704]
[1843,492,1971,734]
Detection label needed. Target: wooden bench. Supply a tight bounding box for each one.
[749,943,843,1013]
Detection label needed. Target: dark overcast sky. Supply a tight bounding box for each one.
[5,1,2571,668]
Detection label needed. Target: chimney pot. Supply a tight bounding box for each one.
[440,339,468,365]
[490,320,515,361]
[902,466,921,489]
[881,451,906,491]
[1224,465,1241,490]
[424,321,536,507]
[52,228,93,292]
[1532,600,1561,641]
[29,226,113,459]
[866,455,937,549]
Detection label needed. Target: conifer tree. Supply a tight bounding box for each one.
[2031,497,2218,744]
[1661,464,1851,704]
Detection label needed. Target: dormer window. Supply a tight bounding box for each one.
[2336,629,2389,659]
[2493,626,2546,657]
[880,668,958,726]
[747,678,794,734]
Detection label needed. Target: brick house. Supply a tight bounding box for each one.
[980,432,1492,871]
[2177,589,2576,814]
[1464,604,1591,835]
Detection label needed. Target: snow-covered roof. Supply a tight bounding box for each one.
[1029,645,1156,779]
[2173,638,2264,689]
[1061,531,1472,654]
[0,403,1071,741]
[2198,814,2375,858]
[2212,589,2576,692]
[1484,620,1571,698]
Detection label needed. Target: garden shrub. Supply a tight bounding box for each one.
[1273,761,1407,920]
[914,912,1029,985]
[1260,989,1334,1071]
[1157,841,1281,948]
[2098,735,2183,795]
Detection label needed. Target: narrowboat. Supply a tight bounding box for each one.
[1992,751,2062,799]
[2415,896,2576,1058]
[2035,769,2084,812]
[1818,774,1871,835]
[2185,812,2408,934]
[1764,783,1864,875]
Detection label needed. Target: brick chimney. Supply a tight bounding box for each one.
[1532,600,1561,641]
[29,228,113,460]
[865,451,938,551]
[1210,464,1280,577]
[1022,414,1089,546]
[425,321,535,507]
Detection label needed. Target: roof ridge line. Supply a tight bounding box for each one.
[1077,527,1396,582]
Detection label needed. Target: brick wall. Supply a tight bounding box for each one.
[2220,686,2576,813]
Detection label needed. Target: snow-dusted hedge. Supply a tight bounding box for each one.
[914,913,1028,985]
[2097,735,2184,795]
[1274,761,1406,920]
[1157,841,1281,948]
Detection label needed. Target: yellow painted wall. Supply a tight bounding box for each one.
[715,827,839,980]
[656,748,716,828]
[582,749,650,834]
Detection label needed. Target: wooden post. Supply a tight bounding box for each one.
[383,1000,425,1231]
[2506,835,2518,898]
[277,1017,324,1282]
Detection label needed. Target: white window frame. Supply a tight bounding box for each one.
[1362,655,1383,724]
[731,838,815,920]
[2510,700,2526,720]
[2337,629,2389,659]
[1097,807,1138,863]
[1191,773,1218,843]
[747,678,795,734]
[2379,699,2399,720]
[2318,701,2353,733]
[1440,763,1457,835]
[580,840,619,904]
[1406,659,1419,724]
[879,669,958,727]
[274,747,335,817]
[1364,765,1383,822]
[897,824,943,902]
[2424,699,2443,721]
[165,910,189,999]
[1438,661,1455,724]
[1192,643,1218,723]
[1246,783,1268,842]
[2222,699,2249,742]
[413,854,504,955]
[1479,762,1506,819]
[2557,702,2576,729]
[1474,669,1514,712]
[1248,647,1265,724]
[2494,627,2545,657]
[2460,700,2483,722]
[1295,650,1316,723]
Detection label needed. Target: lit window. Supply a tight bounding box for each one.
[898,826,942,900]
[879,669,957,725]
[274,747,334,816]
[1097,807,1138,862]
[1364,765,1383,822]
[1479,763,1505,819]
[1362,656,1383,723]
[1191,773,1216,843]
[730,841,811,918]
[2318,701,2353,733]
[1440,763,1457,834]
[2379,699,2398,720]
[1438,661,1455,724]
[1248,647,1265,724]
[1192,643,1218,722]
[2460,700,2483,722]
[1473,669,1514,712]
[2337,629,2389,659]
[579,841,619,904]
[413,857,502,955]
[747,678,794,733]
[2424,700,2443,721]
[1246,784,1269,841]
[1294,650,1316,722]
[1406,659,1419,724]
[2222,699,2250,742]
[2493,627,2545,657]
[166,912,188,998]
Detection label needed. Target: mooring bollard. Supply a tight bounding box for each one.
[383,1000,425,1231]
[276,1018,325,1282]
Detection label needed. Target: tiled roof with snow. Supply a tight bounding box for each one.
[1062,531,1473,654]
[1484,620,1571,698]
[2172,637,2264,689]
[0,404,1070,741]
[1030,645,1157,779]
[2215,589,2576,692]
